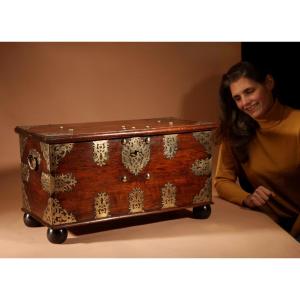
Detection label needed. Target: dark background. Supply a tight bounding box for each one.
[242,42,300,108]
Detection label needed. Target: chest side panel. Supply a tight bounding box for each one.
[17,135,52,222]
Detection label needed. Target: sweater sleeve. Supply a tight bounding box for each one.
[214,142,250,206]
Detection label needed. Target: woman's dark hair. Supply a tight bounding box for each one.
[215,61,274,163]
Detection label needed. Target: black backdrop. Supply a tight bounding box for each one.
[242,42,300,108]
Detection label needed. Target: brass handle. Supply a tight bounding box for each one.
[27,155,38,170]
[27,149,41,171]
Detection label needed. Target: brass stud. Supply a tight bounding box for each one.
[122,175,127,183]
[145,173,150,180]
[122,139,127,145]
[145,137,151,144]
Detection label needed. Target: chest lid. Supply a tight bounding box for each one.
[15,117,217,144]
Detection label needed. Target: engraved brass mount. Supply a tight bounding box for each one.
[191,158,211,176]
[163,134,178,159]
[19,135,28,159]
[193,177,212,204]
[129,187,144,213]
[42,197,77,225]
[193,131,213,155]
[161,182,176,208]
[95,192,110,219]
[21,163,30,182]
[41,172,77,194]
[93,140,109,166]
[40,142,74,172]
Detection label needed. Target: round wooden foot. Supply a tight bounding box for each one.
[23,213,43,227]
[193,205,211,219]
[47,228,68,244]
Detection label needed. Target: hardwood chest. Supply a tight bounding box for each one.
[15,117,216,243]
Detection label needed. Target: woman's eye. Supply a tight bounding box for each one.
[245,88,254,94]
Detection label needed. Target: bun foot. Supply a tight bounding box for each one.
[47,228,68,244]
[23,213,43,227]
[193,205,211,219]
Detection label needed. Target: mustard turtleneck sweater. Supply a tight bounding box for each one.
[214,100,300,237]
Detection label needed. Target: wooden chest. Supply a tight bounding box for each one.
[15,118,216,243]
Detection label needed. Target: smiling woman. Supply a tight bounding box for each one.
[230,75,274,119]
[214,61,300,241]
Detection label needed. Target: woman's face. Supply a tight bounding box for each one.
[230,75,274,119]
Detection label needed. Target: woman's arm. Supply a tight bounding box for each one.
[214,142,275,207]
[214,142,250,206]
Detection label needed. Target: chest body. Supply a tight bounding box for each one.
[15,118,216,243]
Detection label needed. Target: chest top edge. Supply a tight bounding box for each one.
[15,117,218,144]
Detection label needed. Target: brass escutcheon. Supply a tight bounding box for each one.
[121,137,150,175]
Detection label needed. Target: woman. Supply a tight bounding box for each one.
[214,61,300,240]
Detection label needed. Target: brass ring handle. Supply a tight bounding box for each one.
[27,155,38,170]
[27,149,41,171]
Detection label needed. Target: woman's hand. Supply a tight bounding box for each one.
[243,186,275,208]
